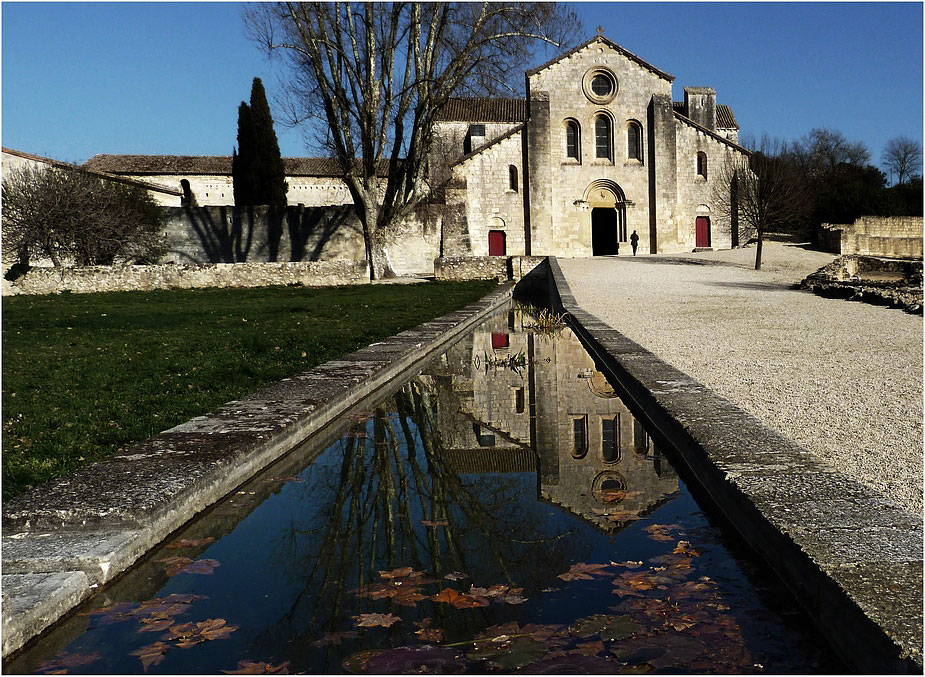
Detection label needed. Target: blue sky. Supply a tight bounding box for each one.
[2,2,922,178]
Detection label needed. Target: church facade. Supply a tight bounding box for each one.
[80,34,748,270]
[437,34,747,259]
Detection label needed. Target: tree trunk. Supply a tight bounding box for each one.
[754,228,764,270]
[368,229,395,280]
[357,201,397,281]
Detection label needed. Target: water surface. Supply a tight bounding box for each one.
[8,305,845,674]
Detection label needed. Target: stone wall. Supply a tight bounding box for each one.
[672,121,743,251]
[162,205,440,276]
[434,255,545,281]
[452,130,526,257]
[821,216,924,259]
[162,205,365,265]
[3,260,370,296]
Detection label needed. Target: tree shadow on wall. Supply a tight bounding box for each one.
[186,206,255,262]
[287,205,356,261]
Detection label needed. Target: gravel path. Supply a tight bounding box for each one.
[558,242,923,515]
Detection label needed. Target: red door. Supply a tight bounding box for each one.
[695,217,711,248]
[491,332,509,349]
[488,230,506,256]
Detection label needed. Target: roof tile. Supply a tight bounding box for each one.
[435,97,527,123]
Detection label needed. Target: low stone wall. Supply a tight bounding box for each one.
[800,255,923,314]
[434,255,546,281]
[821,216,924,259]
[3,261,370,296]
[162,205,441,276]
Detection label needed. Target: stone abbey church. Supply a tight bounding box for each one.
[82,35,748,272]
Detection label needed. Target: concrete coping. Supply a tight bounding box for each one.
[1,281,515,658]
[533,256,922,674]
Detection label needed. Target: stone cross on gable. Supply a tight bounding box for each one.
[597,25,604,36]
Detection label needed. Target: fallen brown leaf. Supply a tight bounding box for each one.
[353,612,402,628]
[431,587,489,608]
[558,562,611,581]
[221,660,290,674]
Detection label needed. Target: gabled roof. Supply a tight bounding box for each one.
[672,103,739,130]
[450,124,525,168]
[435,97,527,123]
[673,113,750,154]
[83,155,391,178]
[4,147,182,196]
[84,154,232,175]
[526,35,674,83]
[716,105,738,130]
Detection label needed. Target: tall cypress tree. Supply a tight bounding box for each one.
[249,78,288,205]
[233,101,258,206]
[232,78,287,206]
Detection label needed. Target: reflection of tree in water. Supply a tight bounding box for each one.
[256,379,580,665]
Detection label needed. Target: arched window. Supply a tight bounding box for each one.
[566,120,580,160]
[595,115,612,161]
[627,122,642,161]
[508,165,518,192]
[697,152,708,179]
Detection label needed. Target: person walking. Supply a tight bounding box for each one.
[630,230,639,256]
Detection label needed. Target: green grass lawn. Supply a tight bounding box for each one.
[2,280,497,499]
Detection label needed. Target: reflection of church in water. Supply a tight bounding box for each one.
[418,307,678,532]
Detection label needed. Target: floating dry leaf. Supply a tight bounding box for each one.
[221,660,290,674]
[569,640,606,656]
[390,587,429,607]
[612,560,644,569]
[353,612,402,628]
[644,524,684,542]
[431,587,489,608]
[558,562,611,581]
[137,617,174,633]
[36,652,102,674]
[81,601,135,625]
[468,584,528,605]
[182,558,221,575]
[420,519,449,527]
[415,627,445,642]
[157,556,193,576]
[132,602,192,621]
[168,618,238,647]
[164,537,215,549]
[672,540,700,557]
[378,566,416,579]
[312,630,358,647]
[595,488,627,503]
[130,641,171,671]
[570,614,640,641]
[444,571,469,581]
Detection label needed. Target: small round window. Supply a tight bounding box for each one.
[583,68,617,104]
[591,73,613,97]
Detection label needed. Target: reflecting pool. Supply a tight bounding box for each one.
[7,305,846,674]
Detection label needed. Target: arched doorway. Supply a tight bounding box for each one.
[584,180,627,256]
[592,209,620,255]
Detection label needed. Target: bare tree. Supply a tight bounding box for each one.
[713,136,807,270]
[2,164,166,269]
[245,2,579,278]
[791,128,871,177]
[882,136,923,185]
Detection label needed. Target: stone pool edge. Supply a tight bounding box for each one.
[1,282,514,659]
[518,257,923,674]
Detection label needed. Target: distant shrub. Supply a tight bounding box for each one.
[2,164,167,267]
